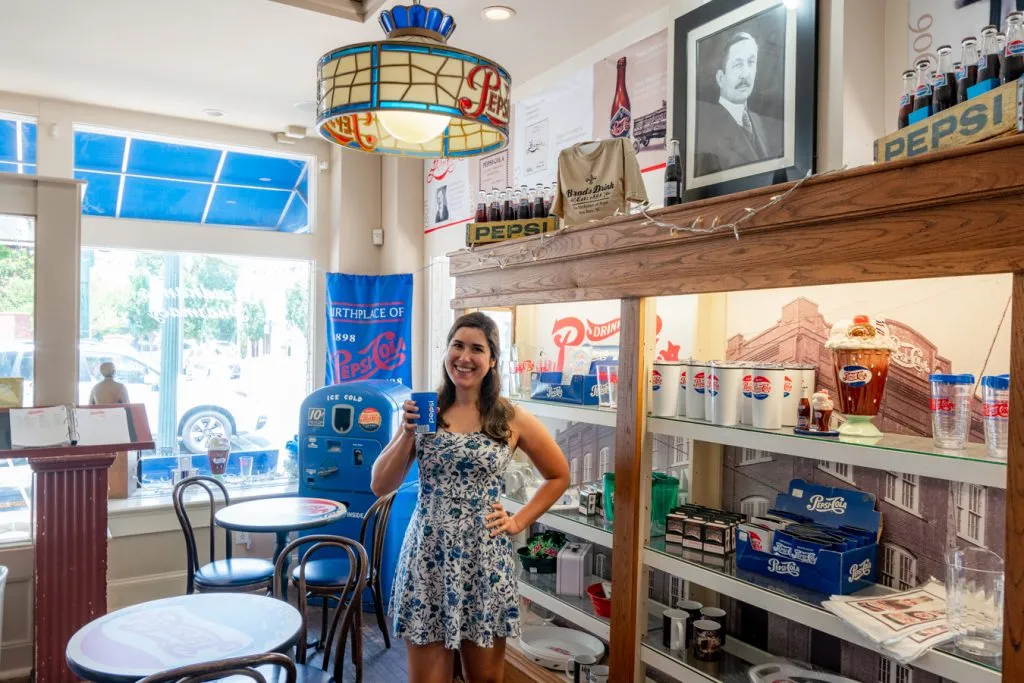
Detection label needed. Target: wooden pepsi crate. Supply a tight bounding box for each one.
[874,78,1022,163]
[465,216,558,246]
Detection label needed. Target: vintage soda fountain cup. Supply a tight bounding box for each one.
[929,374,975,450]
[707,361,743,426]
[751,364,786,429]
[206,434,230,477]
[685,362,707,420]
[781,364,802,427]
[739,363,755,425]
[651,362,684,417]
[825,316,897,438]
[676,360,691,416]
[411,391,438,433]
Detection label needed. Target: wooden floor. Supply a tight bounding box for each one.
[305,607,411,682]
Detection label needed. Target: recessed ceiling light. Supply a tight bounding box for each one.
[259,177,272,182]
[482,5,515,21]
[294,101,316,113]
[203,109,225,118]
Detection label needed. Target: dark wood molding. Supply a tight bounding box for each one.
[1007,270,1024,674]
[505,648,567,683]
[450,136,1024,308]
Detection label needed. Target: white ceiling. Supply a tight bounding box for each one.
[0,0,669,134]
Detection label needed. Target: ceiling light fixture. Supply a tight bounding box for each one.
[203,109,225,118]
[482,5,516,21]
[316,0,511,158]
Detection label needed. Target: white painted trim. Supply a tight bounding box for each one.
[0,640,32,681]
[648,417,1006,489]
[108,570,188,610]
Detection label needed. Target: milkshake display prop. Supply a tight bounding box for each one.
[825,316,897,438]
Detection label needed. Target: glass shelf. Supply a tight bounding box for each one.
[510,397,618,427]
[641,633,755,683]
[647,414,1006,489]
[645,539,1001,682]
[503,490,613,547]
[517,567,610,639]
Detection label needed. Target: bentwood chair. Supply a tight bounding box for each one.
[173,476,275,595]
[137,653,297,683]
[275,534,369,683]
[290,492,398,649]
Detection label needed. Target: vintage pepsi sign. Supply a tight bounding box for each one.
[839,366,872,387]
[325,273,413,386]
[466,216,558,246]
[693,371,706,394]
[752,376,771,400]
[875,79,1022,162]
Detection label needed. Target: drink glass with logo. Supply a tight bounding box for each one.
[930,374,975,450]
[652,362,683,417]
[825,316,896,438]
[707,361,743,426]
[410,391,438,434]
[982,375,1009,458]
[685,363,706,420]
[597,365,618,408]
[739,363,755,425]
[206,434,230,478]
[781,364,801,427]
[751,364,785,430]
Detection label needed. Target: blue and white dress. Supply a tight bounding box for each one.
[390,430,521,649]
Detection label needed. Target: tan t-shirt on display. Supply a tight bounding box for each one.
[552,139,648,227]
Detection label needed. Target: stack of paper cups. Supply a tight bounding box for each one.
[781,364,802,427]
[652,362,684,417]
[708,361,744,426]
[739,363,755,425]
[752,363,786,429]
[677,360,692,416]
[686,362,707,420]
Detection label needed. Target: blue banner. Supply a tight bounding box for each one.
[325,273,413,386]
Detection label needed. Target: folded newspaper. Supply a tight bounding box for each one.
[822,579,953,663]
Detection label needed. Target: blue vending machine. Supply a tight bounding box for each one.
[297,380,419,608]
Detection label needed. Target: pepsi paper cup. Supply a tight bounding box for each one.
[411,391,438,434]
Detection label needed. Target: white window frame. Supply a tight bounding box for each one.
[880,543,917,591]
[648,567,657,599]
[740,495,770,519]
[583,452,593,484]
[878,656,913,683]
[883,472,919,515]
[670,575,685,607]
[0,112,37,175]
[669,436,689,467]
[570,457,580,487]
[817,460,855,485]
[599,446,611,476]
[738,448,773,466]
[956,482,987,547]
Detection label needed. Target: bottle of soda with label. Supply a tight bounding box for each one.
[958,36,979,103]
[501,187,515,221]
[978,25,1001,84]
[609,57,632,139]
[664,139,682,206]
[488,190,501,221]
[998,32,1007,76]
[898,70,915,128]
[1004,11,1024,83]
[475,190,488,223]
[913,58,933,112]
[517,185,531,219]
[932,45,956,113]
[532,183,546,218]
[543,185,554,216]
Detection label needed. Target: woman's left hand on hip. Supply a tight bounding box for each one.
[485,502,523,537]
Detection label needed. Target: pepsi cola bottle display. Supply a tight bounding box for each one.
[1004,11,1024,83]
[979,25,1001,84]
[913,58,933,112]
[898,70,915,129]
[932,45,956,113]
[475,183,554,221]
[958,37,979,103]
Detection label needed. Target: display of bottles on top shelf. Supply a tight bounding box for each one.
[476,184,554,223]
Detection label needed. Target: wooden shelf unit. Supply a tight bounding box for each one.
[449,136,1024,682]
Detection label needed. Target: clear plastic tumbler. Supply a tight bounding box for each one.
[981,375,1009,459]
[946,547,1004,658]
[597,365,618,409]
[929,374,974,450]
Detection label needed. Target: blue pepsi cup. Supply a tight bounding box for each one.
[411,392,438,434]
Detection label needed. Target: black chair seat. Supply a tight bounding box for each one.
[291,558,362,588]
[195,558,275,588]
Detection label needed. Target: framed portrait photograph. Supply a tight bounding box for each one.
[673,0,817,202]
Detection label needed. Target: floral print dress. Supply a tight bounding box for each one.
[390,430,520,649]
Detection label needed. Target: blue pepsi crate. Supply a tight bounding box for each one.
[530,372,601,405]
[736,479,880,595]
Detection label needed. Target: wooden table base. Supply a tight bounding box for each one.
[32,453,115,683]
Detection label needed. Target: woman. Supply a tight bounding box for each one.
[372,313,570,683]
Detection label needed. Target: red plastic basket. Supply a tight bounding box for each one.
[586,582,612,618]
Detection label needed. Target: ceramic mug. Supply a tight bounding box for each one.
[588,665,610,683]
[562,653,597,683]
[662,608,689,650]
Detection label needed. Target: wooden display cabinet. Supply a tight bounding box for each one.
[449,135,1024,682]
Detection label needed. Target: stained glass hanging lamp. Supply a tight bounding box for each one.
[316,1,512,158]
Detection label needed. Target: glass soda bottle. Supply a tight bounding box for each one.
[1004,11,1024,83]
[543,185,554,216]
[898,69,915,128]
[517,185,531,219]
[979,25,1001,83]
[958,36,980,103]
[665,139,682,206]
[532,183,546,218]
[487,190,501,221]
[932,45,956,112]
[475,190,488,223]
[913,58,933,112]
[501,187,515,221]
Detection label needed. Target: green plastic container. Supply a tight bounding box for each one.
[650,472,680,536]
[603,472,616,520]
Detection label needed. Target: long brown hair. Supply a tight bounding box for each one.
[437,312,513,443]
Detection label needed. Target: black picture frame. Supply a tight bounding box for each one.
[673,0,817,202]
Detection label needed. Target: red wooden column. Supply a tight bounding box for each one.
[31,452,116,682]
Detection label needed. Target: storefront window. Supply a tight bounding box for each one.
[0,215,35,543]
[0,116,37,175]
[81,247,312,493]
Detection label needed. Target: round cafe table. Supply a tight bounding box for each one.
[215,496,347,598]
[65,593,302,683]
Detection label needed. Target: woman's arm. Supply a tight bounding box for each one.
[485,406,570,537]
[370,400,419,496]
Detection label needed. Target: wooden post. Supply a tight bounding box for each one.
[611,297,655,682]
[1005,271,1024,674]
